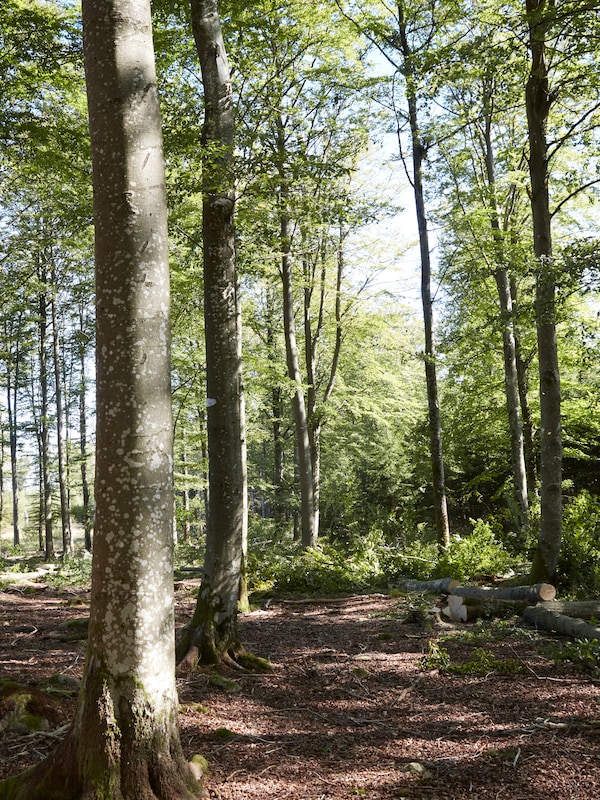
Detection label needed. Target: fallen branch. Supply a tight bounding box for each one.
[523,606,600,640]
[280,593,388,606]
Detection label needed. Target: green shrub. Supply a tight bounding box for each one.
[246,525,389,596]
[433,518,512,582]
[558,491,600,593]
[46,551,93,587]
[546,638,600,678]
[419,640,525,675]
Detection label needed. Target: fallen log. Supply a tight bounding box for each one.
[523,606,600,640]
[397,577,460,594]
[449,582,556,603]
[531,600,600,620]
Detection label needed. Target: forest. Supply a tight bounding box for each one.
[1,0,600,798]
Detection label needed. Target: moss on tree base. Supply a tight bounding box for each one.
[0,725,203,800]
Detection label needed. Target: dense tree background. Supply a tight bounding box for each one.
[2,0,600,595]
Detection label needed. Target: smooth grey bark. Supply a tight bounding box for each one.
[5,327,20,548]
[511,277,538,493]
[77,301,93,551]
[279,192,317,549]
[481,101,529,532]
[0,1,201,797]
[397,1,450,550]
[525,0,562,583]
[37,270,54,561]
[0,410,4,534]
[265,288,287,525]
[303,226,345,544]
[50,265,72,555]
[177,0,247,666]
[276,116,317,549]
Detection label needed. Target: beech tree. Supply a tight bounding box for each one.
[0,0,201,796]
[230,0,371,546]
[429,18,533,535]
[176,0,249,668]
[339,0,453,548]
[523,0,600,580]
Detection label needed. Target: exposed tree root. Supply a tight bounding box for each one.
[176,622,271,674]
[0,721,203,800]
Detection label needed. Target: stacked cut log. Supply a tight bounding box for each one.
[522,606,600,640]
[397,577,600,639]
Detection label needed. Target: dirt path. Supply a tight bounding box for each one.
[1,584,599,798]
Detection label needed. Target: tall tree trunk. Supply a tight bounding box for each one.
[303,225,345,545]
[0,410,4,536]
[280,200,317,548]
[276,121,316,548]
[0,1,202,796]
[181,429,192,542]
[525,0,562,582]
[177,0,248,668]
[511,277,538,493]
[50,266,72,556]
[265,287,287,525]
[6,337,20,548]
[38,276,54,561]
[397,1,450,550]
[237,271,250,613]
[77,303,92,551]
[481,104,529,532]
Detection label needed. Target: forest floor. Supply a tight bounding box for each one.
[1,571,600,799]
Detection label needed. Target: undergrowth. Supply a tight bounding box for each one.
[545,638,600,678]
[419,639,526,676]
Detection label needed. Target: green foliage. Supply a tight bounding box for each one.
[174,538,206,571]
[419,640,451,671]
[419,640,525,676]
[433,519,512,581]
[438,619,540,646]
[379,531,438,582]
[546,638,600,679]
[558,492,600,593]
[256,541,381,595]
[46,551,93,588]
[247,524,390,595]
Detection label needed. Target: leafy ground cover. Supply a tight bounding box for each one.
[1,572,600,799]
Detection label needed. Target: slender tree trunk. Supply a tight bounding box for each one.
[397,1,450,550]
[511,277,538,492]
[276,125,316,548]
[525,0,562,582]
[6,346,20,548]
[303,225,345,544]
[38,277,54,561]
[77,304,92,551]
[303,250,321,541]
[177,0,248,667]
[36,434,44,551]
[0,410,4,536]
[50,266,72,556]
[181,429,191,542]
[494,268,530,528]
[481,107,529,532]
[280,205,316,548]
[265,287,286,525]
[237,271,250,612]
